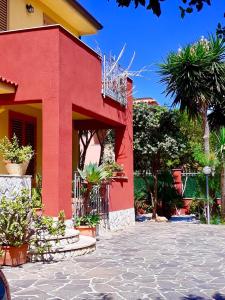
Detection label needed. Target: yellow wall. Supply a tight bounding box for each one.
[6,0,99,36]
[0,104,79,177]
[0,105,42,175]
[8,0,44,31]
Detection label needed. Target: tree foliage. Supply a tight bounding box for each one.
[133,103,185,217]
[115,0,211,17]
[159,36,225,155]
[133,104,183,173]
[159,36,225,119]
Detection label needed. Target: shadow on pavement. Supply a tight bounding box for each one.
[182,293,225,300]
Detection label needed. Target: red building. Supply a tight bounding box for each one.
[0,0,134,230]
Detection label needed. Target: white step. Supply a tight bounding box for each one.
[29,235,96,262]
[32,229,80,249]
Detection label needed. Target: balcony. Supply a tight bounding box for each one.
[102,55,127,107]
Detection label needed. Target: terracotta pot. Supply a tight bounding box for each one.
[0,244,28,266]
[4,161,29,176]
[75,226,96,237]
[112,171,125,177]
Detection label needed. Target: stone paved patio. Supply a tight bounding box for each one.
[2,222,225,300]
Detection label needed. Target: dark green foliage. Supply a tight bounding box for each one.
[157,171,183,217]
[159,36,225,120]
[134,172,182,217]
[115,0,211,17]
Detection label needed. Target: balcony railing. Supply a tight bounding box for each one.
[73,172,109,220]
[102,55,127,107]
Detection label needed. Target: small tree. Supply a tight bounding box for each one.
[133,103,185,218]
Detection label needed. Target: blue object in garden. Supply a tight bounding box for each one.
[169,215,197,223]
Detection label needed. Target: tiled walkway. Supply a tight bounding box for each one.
[3,222,225,300]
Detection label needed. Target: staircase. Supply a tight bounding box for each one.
[29,229,96,262]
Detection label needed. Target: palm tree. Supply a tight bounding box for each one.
[159,36,225,156]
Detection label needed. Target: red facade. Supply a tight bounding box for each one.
[0,26,134,218]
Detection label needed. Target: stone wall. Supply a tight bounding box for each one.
[98,208,135,234]
[0,175,32,200]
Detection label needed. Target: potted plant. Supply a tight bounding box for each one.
[74,214,100,237]
[78,163,110,215]
[0,189,66,266]
[0,190,34,266]
[0,134,34,176]
[78,163,110,186]
[104,162,124,177]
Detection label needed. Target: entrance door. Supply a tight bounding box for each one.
[9,111,37,177]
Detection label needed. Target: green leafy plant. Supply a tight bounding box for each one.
[78,163,110,185]
[74,214,100,228]
[0,190,34,247]
[32,174,42,209]
[103,161,124,176]
[0,134,34,163]
[31,211,66,255]
[0,189,66,256]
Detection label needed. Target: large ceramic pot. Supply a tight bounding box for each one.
[4,161,29,176]
[75,226,96,237]
[0,244,28,266]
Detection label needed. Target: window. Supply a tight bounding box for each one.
[9,111,37,176]
[0,0,7,31]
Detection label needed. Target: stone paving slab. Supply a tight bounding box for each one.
[2,222,225,299]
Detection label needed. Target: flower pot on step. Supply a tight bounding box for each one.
[4,161,29,176]
[0,244,28,266]
[75,226,96,237]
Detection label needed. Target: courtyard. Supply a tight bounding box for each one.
[2,222,225,300]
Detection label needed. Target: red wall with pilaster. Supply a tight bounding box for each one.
[0,26,134,217]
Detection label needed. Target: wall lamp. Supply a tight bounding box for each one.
[26,4,34,13]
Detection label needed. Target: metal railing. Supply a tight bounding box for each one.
[102,55,127,107]
[73,172,109,220]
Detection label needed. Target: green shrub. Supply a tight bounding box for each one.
[74,214,100,227]
[78,163,110,185]
[0,134,33,163]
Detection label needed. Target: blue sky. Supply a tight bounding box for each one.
[79,0,225,105]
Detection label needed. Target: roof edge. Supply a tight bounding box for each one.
[66,0,103,30]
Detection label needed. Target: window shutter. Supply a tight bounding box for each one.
[11,119,23,146]
[0,0,7,32]
[25,122,36,176]
[9,112,37,177]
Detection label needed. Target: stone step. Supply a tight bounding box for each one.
[29,235,96,262]
[34,229,80,249]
